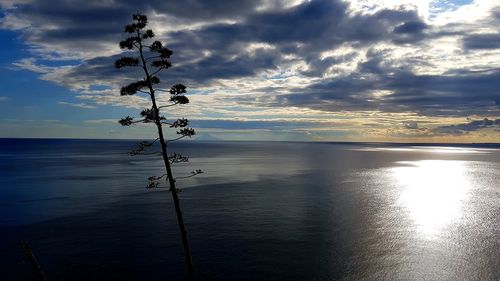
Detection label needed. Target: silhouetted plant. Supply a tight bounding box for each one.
[116,13,201,281]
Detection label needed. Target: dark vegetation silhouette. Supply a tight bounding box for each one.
[116,14,201,281]
[19,241,48,281]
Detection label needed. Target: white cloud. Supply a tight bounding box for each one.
[58,101,96,109]
[11,58,52,73]
[84,119,118,124]
[430,0,498,26]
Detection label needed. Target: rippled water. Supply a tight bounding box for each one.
[1,139,499,280]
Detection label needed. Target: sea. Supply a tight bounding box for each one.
[0,139,499,281]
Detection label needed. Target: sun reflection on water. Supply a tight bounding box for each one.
[391,160,471,238]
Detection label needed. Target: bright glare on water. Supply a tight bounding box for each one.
[393,159,471,237]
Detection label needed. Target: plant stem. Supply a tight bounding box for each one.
[138,35,195,281]
[19,241,49,281]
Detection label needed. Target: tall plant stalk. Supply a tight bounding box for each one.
[116,14,200,281]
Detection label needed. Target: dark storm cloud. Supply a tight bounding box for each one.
[167,49,280,84]
[391,20,429,44]
[168,0,427,58]
[140,0,262,20]
[462,33,500,50]
[5,1,131,50]
[3,0,264,57]
[5,0,429,58]
[300,52,358,77]
[255,58,500,116]
[433,118,500,135]
[393,21,428,34]
[12,0,261,25]
[58,46,280,89]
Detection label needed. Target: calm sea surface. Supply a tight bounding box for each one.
[0,139,499,280]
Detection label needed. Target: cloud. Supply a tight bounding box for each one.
[58,101,96,109]
[404,121,418,129]
[1,0,500,141]
[0,0,277,59]
[0,96,8,101]
[11,58,53,73]
[5,0,434,92]
[84,119,118,124]
[260,55,500,116]
[169,0,428,60]
[433,118,500,135]
[393,21,428,34]
[462,33,500,50]
[190,118,337,131]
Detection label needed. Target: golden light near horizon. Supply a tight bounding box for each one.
[391,159,472,238]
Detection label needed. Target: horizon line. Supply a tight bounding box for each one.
[0,137,499,146]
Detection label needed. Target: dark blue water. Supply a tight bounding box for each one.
[1,139,499,280]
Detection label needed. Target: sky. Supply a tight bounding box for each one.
[0,0,499,142]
